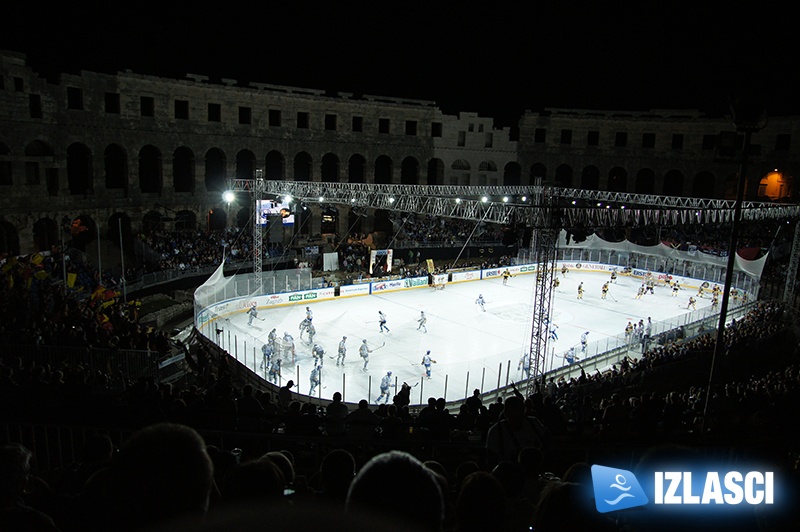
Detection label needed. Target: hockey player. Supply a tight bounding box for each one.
[502,268,512,285]
[421,350,437,379]
[635,285,645,299]
[260,342,273,371]
[577,282,585,300]
[306,306,313,322]
[359,339,373,371]
[307,322,316,344]
[268,328,278,350]
[687,296,697,310]
[552,277,560,291]
[697,284,705,298]
[610,270,618,283]
[645,279,655,295]
[518,354,531,379]
[417,311,428,333]
[549,321,559,341]
[625,321,634,342]
[565,346,578,365]
[336,336,347,366]
[309,365,321,395]
[312,343,325,367]
[268,358,282,384]
[476,294,486,312]
[379,310,390,333]
[711,294,719,310]
[561,264,568,277]
[298,317,311,339]
[283,331,296,364]
[672,281,680,297]
[376,371,393,404]
[601,282,609,300]
[580,331,589,353]
[247,304,258,326]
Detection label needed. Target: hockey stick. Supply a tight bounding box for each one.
[609,292,618,302]
[372,342,386,351]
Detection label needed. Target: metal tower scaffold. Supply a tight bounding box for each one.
[526,182,560,396]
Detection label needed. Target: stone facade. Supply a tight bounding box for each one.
[0,49,797,255]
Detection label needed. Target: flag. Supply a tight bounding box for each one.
[426,259,435,273]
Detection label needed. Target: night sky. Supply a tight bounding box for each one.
[3,4,797,127]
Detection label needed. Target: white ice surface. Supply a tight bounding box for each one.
[212,271,715,405]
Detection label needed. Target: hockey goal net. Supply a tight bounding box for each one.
[432,273,448,290]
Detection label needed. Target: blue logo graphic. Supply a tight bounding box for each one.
[591,465,649,513]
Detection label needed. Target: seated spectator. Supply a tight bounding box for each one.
[103,423,214,531]
[0,443,60,532]
[346,450,444,531]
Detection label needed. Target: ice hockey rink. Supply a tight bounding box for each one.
[207,268,735,405]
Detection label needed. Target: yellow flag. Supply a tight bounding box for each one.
[426,259,435,273]
[67,272,77,287]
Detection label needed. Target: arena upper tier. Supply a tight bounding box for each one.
[0,48,798,256]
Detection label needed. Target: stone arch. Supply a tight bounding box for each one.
[580,166,600,190]
[663,170,685,196]
[375,155,393,184]
[236,149,256,180]
[142,210,163,235]
[530,163,547,186]
[321,205,339,233]
[175,210,197,231]
[265,150,285,180]
[503,162,522,186]
[607,167,628,192]
[691,171,716,198]
[348,154,366,183]
[0,220,20,256]
[0,141,13,185]
[294,151,312,181]
[173,146,194,193]
[24,139,54,188]
[235,206,250,229]
[205,148,227,191]
[322,153,340,183]
[68,213,97,251]
[400,156,420,185]
[108,212,134,256]
[347,208,364,235]
[207,208,227,231]
[427,158,444,185]
[33,217,58,251]
[67,142,93,195]
[138,145,162,193]
[634,168,656,194]
[104,143,128,190]
[555,164,574,188]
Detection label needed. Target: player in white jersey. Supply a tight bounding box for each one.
[421,350,437,379]
[359,339,373,371]
[518,354,531,379]
[475,294,486,312]
[306,306,313,321]
[247,304,258,326]
[376,371,393,404]
[378,310,390,333]
[417,311,428,333]
[336,336,347,366]
[283,331,296,364]
[580,331,589,353]
[312,343,325,367]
